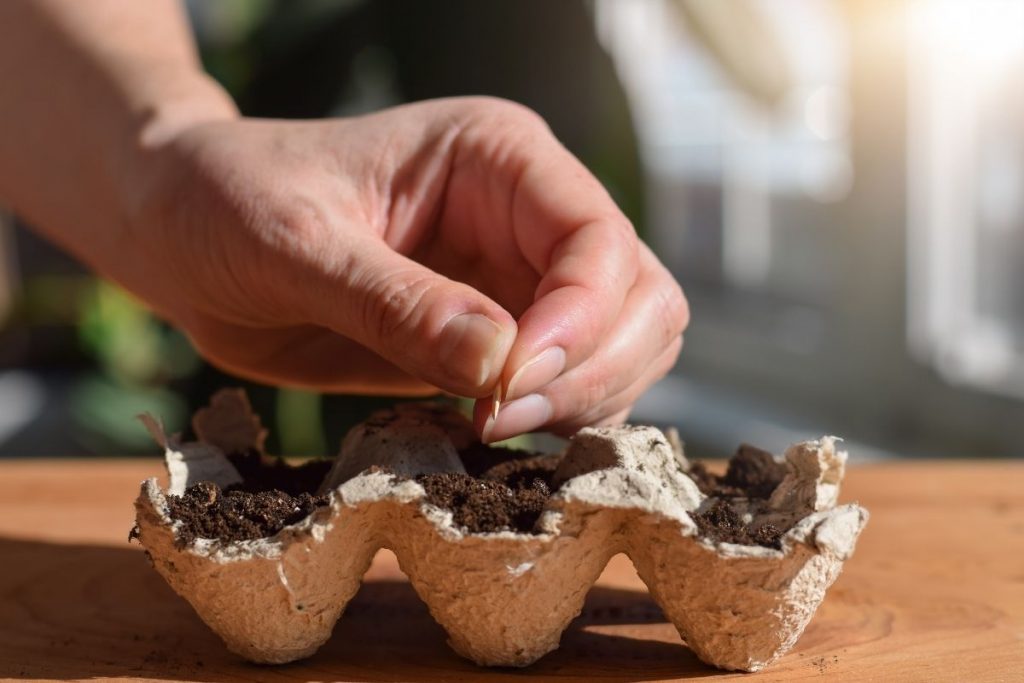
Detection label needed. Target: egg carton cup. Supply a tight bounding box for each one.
[133,390,868,672]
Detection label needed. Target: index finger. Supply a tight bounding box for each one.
[497,125,641,402]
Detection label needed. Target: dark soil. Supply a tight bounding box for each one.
[719,444,789,498]
[416,447,559,534]
[161,452,333,545]
[155,426,793,547]
[224,450,332,497]
[692,499,785,549]
[456,442,545,478]
[688,444,790,549]
[688,444,787,499]
[166,481,330,545]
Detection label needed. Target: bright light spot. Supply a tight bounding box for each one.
[913,0,1024,72]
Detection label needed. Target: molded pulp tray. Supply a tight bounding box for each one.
[133,390,868,672]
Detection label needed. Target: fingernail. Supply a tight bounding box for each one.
[439,313,507,389]
[505,347,566,401]
[482,393,552,443]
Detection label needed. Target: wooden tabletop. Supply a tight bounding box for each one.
[0,459,1021,682]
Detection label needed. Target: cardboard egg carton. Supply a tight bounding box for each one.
[133,390,868,672]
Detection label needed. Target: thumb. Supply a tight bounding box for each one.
[299,237,516,398]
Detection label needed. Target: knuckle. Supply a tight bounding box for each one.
[580,266,620,304]
[363,272,433,345]
[653,279,689,342]
[474,97,547,128]
[457,97,551,144]
[594,218,638,260]
[611,222,641,270]
[563,224,638,296]
[581,223,640,295]
[609,216,639,242]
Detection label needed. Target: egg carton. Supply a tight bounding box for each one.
[133,390,868,672]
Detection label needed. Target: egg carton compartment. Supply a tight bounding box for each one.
[132,389,868,672]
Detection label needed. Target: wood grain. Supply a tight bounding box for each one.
[0,458,1021,682]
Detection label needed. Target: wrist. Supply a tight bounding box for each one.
[134,71,240,151]
[113,73,238,312]
[118,70,238,232]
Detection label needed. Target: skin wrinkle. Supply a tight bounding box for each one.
[446,126,504,263]
[383,118,465,254]
[534,220,638,301]
[401,102,476,254]
[505,142,530,270]
[368,125,402,240]
[473,141,542,308]
[651,278,689,346]
[507,159,557,276]
[438,152,485,262]
[364,269,437,350]
[459,104,545,263]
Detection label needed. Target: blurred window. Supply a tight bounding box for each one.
[596,0,850,349]
[594,0,863,455]
[907,0,1024,399]
[595,0,1024,458]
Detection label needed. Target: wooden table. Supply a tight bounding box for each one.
[0,459,1021,682]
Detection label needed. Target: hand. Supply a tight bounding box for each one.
[125,97,688,440]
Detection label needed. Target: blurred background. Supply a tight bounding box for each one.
[0,0,1022,460]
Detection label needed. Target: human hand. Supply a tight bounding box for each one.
[124,97,688,441]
